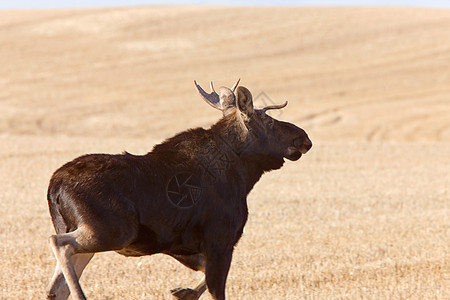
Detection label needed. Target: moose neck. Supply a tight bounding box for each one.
[210,113,284,194]
[150,112,284,195]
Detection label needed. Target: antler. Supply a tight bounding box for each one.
[231,78,241,92]
[194,79,241,114]
[261,101,288,114]
[194,80,221,110]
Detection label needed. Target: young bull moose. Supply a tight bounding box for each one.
[46,80,312,300]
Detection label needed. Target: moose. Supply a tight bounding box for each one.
[46,80,312,300]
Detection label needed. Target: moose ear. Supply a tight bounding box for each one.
[236,86,254,116]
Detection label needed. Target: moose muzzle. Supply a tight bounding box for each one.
[284,135,312,161]
[296,135,312,154]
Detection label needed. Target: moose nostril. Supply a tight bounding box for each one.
[293,136,312,153]
[304,138,312,150]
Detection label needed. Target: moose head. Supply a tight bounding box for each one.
[195,80,312,171]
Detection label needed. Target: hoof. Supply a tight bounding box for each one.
[171,287,199,300]
[46,294,56,300]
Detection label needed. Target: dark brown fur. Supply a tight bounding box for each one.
[46,85,311,300]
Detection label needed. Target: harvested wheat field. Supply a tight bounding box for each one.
[0,5,449,299]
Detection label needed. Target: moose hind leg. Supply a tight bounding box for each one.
[49,227,97,300]
[46,262,68,300]
[46,253,94,300]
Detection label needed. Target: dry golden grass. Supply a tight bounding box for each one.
[0,6,449,299]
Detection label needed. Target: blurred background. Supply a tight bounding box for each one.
[2,0,450,9]
[0,1,448,299]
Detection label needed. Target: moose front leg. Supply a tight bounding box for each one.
[170,253,207,300]
[205,250,233,300]
[171,276,206,300]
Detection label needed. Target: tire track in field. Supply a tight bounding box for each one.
[302,93,450,142]
[363,96,450,142]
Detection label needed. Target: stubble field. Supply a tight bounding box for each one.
[0,6,449,299]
